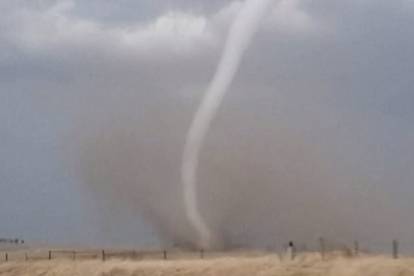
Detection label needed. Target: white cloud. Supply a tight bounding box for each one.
[118,11,214,59]
[6,1,214,60]
[4,0,320,62]
[10,1,106,53]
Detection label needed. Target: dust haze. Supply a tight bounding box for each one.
[63,4,414,251]
[65,80,414,252]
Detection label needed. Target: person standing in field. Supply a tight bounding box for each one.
[285,241,296,260]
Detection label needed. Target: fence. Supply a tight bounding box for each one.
[0,248,273,262]
[0,239,411,262]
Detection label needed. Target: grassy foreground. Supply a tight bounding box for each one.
[1,253,413,276]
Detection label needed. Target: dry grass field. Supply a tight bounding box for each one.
[1,252,414,276]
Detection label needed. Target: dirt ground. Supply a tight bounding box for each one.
[1,252,414,276]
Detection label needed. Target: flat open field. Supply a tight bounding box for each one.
[1,252,414,276]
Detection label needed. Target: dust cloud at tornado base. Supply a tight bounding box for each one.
[66,80,414,251]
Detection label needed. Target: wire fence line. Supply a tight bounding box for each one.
[0,249,269,262]
[0,239,412,262]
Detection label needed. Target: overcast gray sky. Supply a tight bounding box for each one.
[1,0,414,250]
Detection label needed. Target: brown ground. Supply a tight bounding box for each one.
[1,252,414,276]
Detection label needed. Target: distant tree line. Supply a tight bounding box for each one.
[0,238,24,244]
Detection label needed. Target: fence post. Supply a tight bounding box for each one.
[319,238,325,260]
[102,250,105,261]
[49,251,52,260]
[73,251,76,260]
[200,250,204,259]
[163,250,167,260]
[5,253,8,262]
[393,240,399,259]
[354,240,359,256]
[25,252,28,261]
